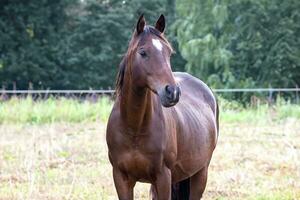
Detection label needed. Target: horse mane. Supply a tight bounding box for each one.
[115,25,174,96]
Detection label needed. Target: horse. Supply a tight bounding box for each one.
[106,14,219,200]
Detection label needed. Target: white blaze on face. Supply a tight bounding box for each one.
[152,39,163,51]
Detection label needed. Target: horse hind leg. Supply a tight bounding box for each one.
[151,175,191,200]
[171,178,190,200]
[189,166,208,200]
[149,185,157,200]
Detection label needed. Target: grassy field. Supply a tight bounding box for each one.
[0,97,300,199]
[1,96,300,124]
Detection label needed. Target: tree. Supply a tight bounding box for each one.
[175,0,300,90]
[58,0,186,89]
[229,0,300,88]
[175,0,233,89]
[0,0,71,89]
[0,0,185,89]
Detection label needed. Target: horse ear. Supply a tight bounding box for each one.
[136,14,146,35]
[155,14,165,33]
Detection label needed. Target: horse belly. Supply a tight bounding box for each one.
[171,117,216,182]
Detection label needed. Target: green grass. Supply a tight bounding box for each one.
[219,97,300,124]
[0,96,113,124]
[1,96,299,124]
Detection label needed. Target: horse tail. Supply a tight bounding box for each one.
[171,178,190,200]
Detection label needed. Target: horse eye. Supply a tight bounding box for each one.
[139,50,147,58]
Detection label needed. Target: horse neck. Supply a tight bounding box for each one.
[119,76,155,135]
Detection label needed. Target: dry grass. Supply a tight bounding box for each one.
[205,118,300,200]
[0,119,299,200]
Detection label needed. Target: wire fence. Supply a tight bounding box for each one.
[1,88,300,94]
[0,89,115,94]
[1,88,299,103]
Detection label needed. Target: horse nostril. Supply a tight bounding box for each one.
[161,85,181,107]
[165,85,180,102]
[165,85,174,97]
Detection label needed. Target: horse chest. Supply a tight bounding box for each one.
[116,149,161,182]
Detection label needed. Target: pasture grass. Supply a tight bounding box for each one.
[0,97,300,199]
[218,97,300,124]
[0,96,300,124]
[0,121,299,199]
[0,96,112,124]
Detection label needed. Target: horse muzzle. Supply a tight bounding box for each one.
[158,84,181,107]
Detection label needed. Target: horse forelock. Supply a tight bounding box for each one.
[115,25,173,96]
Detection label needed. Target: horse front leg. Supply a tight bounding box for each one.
[153,166,172,200]
[113,167,136,200]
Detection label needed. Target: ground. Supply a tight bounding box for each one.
[0,119,299,200]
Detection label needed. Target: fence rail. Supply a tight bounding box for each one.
[213,88,300,92]
[1,88,299,94]
[0,89,115,94]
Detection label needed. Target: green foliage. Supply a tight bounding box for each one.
[175,0,300,91]
[229,0,300,88]
[0,0,185,89]
[61,0,170,89]
[0,0,71,89]
[1,0,299,94]
[175,0,234,88]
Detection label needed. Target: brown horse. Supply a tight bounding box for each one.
[106,14,219,200]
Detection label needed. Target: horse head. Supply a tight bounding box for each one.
[117,14,181,107]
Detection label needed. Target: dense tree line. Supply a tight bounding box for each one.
[0,0,184,89]
[0,0,299,91]
[175,0,300,90]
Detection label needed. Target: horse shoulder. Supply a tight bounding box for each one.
[161,108,179,168]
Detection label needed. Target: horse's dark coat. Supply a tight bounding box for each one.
[106,14,219,200]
